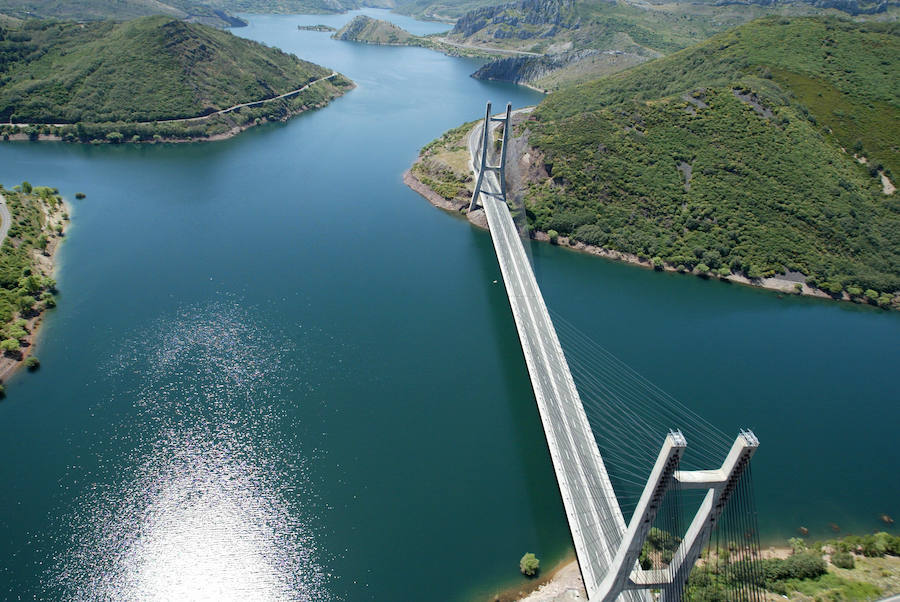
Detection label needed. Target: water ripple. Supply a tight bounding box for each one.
[46,302,331,601]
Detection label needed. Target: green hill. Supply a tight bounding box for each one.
[522,16,899,300]
[414,16,899,304]
[332,14,418,44]
[0,16,353,140]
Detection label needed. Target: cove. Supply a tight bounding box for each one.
[0,10,896,601]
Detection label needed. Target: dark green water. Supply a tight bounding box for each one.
[0,10,897,600]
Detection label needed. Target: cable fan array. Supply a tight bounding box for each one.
[549,309,764,601]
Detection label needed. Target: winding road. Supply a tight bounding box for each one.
[6,73,338,128]
[0,193,11,247]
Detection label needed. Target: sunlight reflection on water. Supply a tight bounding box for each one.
[47,303,329,600]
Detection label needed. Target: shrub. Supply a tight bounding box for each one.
[519,553,540,577]
[547,229,559,244]
[764,552,827,583]
[24,356,39,371]
[831,551,854,569]
[0,338,19,353]
[652,256,664,270]
[75,192,86,199]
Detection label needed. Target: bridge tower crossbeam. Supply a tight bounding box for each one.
[469,102,511,213]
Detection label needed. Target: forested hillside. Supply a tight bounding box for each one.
[522,17,898,301]
[0,16,352,140]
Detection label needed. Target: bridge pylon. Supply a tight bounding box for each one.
[467,100,762,602]
[469,102,511,213]
[594,429,760,601]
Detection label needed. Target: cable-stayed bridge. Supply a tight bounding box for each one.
[467,103,761,601]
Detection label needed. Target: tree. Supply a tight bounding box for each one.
[0,338,20,353]
[24,356,39,371]
[788,537,807,554]
[18,295,36,312]
[547,229,559,245]
[520,552,540,577]
[21,181,32,194]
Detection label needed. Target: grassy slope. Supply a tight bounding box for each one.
[524,16,899,298]
[0,16,341,123]
[447,0,822,54]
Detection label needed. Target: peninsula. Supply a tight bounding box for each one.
[0,16,354,143]
[408,17,899,309]
[0,183,67,390]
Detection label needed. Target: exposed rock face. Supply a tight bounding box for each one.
[451,0,578,37]
[472,49,601,84]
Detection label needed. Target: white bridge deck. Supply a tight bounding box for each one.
[470,121,647,601]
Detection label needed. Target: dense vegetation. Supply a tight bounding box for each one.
[523,17,899,302]
[333,14,418,44]
[0,16,352,140]
[0,183,65,371]
[686,532,900,600]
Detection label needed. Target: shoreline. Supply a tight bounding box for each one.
[403,164,887,309]
[1,76,353,145]
[0,193,68,384]
[500,541,898,601]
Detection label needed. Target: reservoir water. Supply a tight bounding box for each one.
[0,10,897,600]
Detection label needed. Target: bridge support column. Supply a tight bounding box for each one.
[595,430,686,602]
[469,102,512,213]
[621,430,759,600]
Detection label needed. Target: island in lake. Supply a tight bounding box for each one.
[298,23,336,31]
[0,16,354,143]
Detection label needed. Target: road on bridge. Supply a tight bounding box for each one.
[467,116,647,602]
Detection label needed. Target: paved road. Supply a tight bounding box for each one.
[0,193,11,247]
[6,73,338,128]
[469,118,647,602]
[434,37,542,56]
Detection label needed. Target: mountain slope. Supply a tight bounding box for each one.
[0,16,351,126]
[0,0,246,27]
[520,16,898,300]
